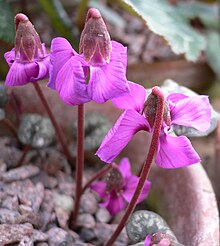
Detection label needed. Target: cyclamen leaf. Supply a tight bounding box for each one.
[0,0,14,44]
[119,0,206,61]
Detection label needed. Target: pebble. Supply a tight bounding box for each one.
[0,165,40,182]
[77,213,96,229]
[2,195,19,210]
[0,223,33,245]
[80,228,96,242]
[126,210,179,244]
[0,208,21,224]
[47,227,74,246]
[53,193,74,214]
[95,208,111,223]
[55,206,69,229]
[80,192,98,214]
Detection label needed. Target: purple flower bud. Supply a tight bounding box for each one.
[14,13,44,62]
[79,8,112,65]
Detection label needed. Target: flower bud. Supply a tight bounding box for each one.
[106,163,124,194]
[14,13,44,61]
[79,8,112,65]
[143,86,171,128]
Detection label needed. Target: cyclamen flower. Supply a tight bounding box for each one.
[48,8,130,106]
[90,158,150,216]
[96,82,211,168]
[4,13,50,86]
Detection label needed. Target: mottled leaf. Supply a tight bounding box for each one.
[119,0,206,61]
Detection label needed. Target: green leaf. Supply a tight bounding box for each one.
[119,0,206,61]
[206,31,220,78]
[176,2,220,30]
[0,0,14,44]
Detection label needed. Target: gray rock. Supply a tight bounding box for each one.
[160,79,220,137]
[77,213,96,229]
[126,210,178,244]
[80,192,98,214]
[53,193,74,214]
[47,227,73,246]
[80,228,96,242]
[18,113,55,148]
[95,208,111,223]
[72,112,111,151]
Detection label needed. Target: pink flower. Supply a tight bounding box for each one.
[90,158,150,216]
[4,13,50,86]
[48,8,130,106]
[96,82,211,169]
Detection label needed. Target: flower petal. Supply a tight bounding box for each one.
[4,49,15,66]
[168,94,211,132]
[48,37,76,89]
[122,175,150,203]
[96,109,150,163]
[118,158,132,179]
[112,81,146,113]
[90,181,107,198]
[106,194,126,216]
[55,56,90,106]
[111,41,127,69]
[87,51,130,104]
[5,61,38,86]
[31,55,50,81]
[156,129,200,169]
[144,235,151,246]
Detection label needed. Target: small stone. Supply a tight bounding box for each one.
[47,227,73,246]
[0,208,21,224]
[32,171,58,189]
[55,207,69,229]
[0,223,33,245]
[19,204,33,214]
[18,212,43,229]
[77,213,96,229]
[32,229,48,242]
[126,210,178,244]
[58,181,75,196]
[0,108,5,120]
[53,193,74,214]
[80,192,98,214]
[94,223,128,245]
[2,195,19,210]
[80,228,96,242]
[35,243,49,246]
[0,165,40,182]
[18,113,55,148]
[32,182,45,212]
[95,208,111,223]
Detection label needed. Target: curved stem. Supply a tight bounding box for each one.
[105,88,165,246]
[69,104,84,229]
[82,164,113,193]
[33,82,73,166]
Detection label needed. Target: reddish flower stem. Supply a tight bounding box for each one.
[82,164,113,193]
[69,104,85,229]
[105,87,165,246]
[16,144,31,167]
[33,82,73,166]
[2,118,18,141]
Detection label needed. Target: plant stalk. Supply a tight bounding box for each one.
[105,88,165,246]
[69,104,85,229]
[33,82,73,165]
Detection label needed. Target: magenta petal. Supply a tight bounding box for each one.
[156,130,200,169]
[55,56,90,106]
[96,109,150,163]
[4,49,15,66]
[87,51,130,104]
[118,158,132,179]
[90,181,107,198]
[168,95,211,132]
[31,55,50,81]
[5,61,38,86]
[111,41,127,69]
[48,37,76,89]
[144,235,151,246]
[112,81,146,113]
[122,175,150,203]
[106,194,126,216]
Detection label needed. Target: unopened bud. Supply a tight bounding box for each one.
[106,163,124,194]
[14,13,44,61]
[79,8,112,64]
[143,87,171,128]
